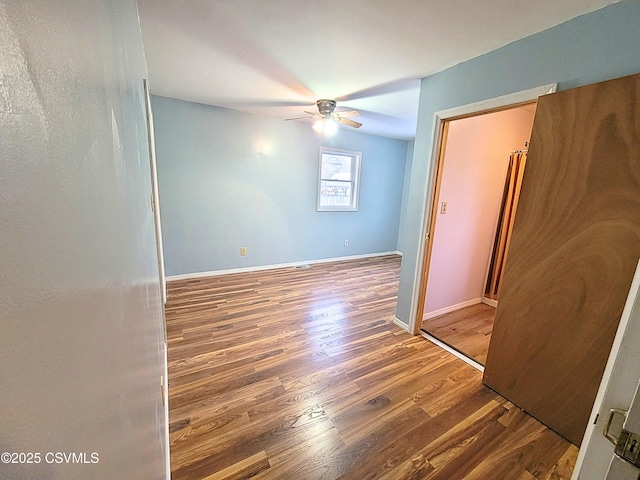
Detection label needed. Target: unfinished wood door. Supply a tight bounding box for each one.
[483,73,640,446]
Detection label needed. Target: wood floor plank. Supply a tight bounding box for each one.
[421,403,510,479]
[253,427,346,479]
[165,255,578,479]
[202,451,270,480]
[423,302,496,364]
[334,403,434,478]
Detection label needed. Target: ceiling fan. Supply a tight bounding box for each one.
[287,99,362,135]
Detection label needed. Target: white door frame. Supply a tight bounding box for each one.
[572,258,640,479]
[408,83,557,336]
[142,79,170,480]
[143,79,166,304]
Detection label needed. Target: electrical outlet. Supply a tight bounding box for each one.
[240,247,247,256]
[344,240,349,247]
[440,202,448,214]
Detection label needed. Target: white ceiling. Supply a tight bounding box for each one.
[137,0,619,140]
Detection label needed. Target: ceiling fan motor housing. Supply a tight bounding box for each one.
[317,99,337,115]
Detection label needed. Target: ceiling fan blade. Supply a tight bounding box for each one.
[221,100,315,109]
[286,100,362,127]
[336,117,363,128]
[334,110,361,117]
[285,116,313,121]
[337,78,421,102]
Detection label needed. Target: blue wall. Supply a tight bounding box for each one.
[397,140,414,255]
[152,96,408,276]
[397,0,640,324]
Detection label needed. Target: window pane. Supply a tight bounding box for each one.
[317,148,361,212]
[321,154,352,181]
[319,180,352,206]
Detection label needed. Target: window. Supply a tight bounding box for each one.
[317,148,362,212]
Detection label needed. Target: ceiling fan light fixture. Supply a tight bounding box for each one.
[312,116,337,136]
[285,98,359,133]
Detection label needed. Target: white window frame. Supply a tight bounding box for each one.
[316,147,362,212]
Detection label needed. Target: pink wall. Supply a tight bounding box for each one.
[423,106,536,316]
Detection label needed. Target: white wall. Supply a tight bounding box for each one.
[0,1,168,479]
[423,106,535,316]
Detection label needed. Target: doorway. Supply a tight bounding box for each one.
[482,72,640,446]
[414,86,556,366]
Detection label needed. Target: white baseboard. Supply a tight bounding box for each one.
[422,297,482,320]
[166,251,402,282]
[482,297,498,308]
[393,317,410,332]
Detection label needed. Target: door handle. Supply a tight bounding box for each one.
[604,409,628,445]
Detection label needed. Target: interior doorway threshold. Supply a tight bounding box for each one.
[420,330,485,373]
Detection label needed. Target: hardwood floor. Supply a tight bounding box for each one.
[422,303,496,365]
[166,255,577,479]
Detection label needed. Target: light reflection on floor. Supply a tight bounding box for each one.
[306,301,347,356]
